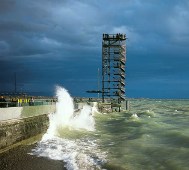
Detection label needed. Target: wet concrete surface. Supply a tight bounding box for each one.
[0,144,66,170]
[0,107,22,121]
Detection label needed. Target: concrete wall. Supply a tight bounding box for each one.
[21,105,55,118]
[98,100,130,113]
[0,114,49,150]
[0,107,23,121]
[0,105,56,121]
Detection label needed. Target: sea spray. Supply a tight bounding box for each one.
[70,105,95,131]
[46,86,95,137]
[32,86,106,170]
[46,86,74,136]
[92,102,100,114]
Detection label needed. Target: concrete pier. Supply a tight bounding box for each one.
[0,99,129,153]
[0,114,49,151]
[0,104,56,152]
[98,100,129,113]
[0,107,23,121]
[0,105,55,121]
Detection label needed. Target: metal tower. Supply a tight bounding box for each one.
[102,33,126,103]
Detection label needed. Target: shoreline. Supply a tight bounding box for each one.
[0,143,67,170]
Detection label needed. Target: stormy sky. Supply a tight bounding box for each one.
[0,0,189,98]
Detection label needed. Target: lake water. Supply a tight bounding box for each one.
[29,87,189,169]
[94,99,189,170]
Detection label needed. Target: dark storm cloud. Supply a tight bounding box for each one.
[0,0,189,97]
[0,0,15,13]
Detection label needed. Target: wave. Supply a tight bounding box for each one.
[30,86,106,169]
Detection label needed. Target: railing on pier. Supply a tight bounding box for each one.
[0,98,57,108]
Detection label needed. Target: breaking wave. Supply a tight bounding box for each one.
[30,86,106,170]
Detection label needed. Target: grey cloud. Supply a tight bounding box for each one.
[0,0,189,97]
[0,0,15,13]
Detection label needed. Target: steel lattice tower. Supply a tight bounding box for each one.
[102,33,126,103]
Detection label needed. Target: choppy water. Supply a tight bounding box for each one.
[95,99,189,170]
[31,88,189,170]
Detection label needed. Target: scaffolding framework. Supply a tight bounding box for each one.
[102,33,126,103]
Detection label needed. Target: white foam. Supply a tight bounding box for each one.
[31,86,106,170]
[70,104,95,131]
[91,102,100,114]
[46,86,95,136]
[31,135,106,170]
[131,113,139,119]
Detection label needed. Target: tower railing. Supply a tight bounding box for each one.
[102,33,126,103]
